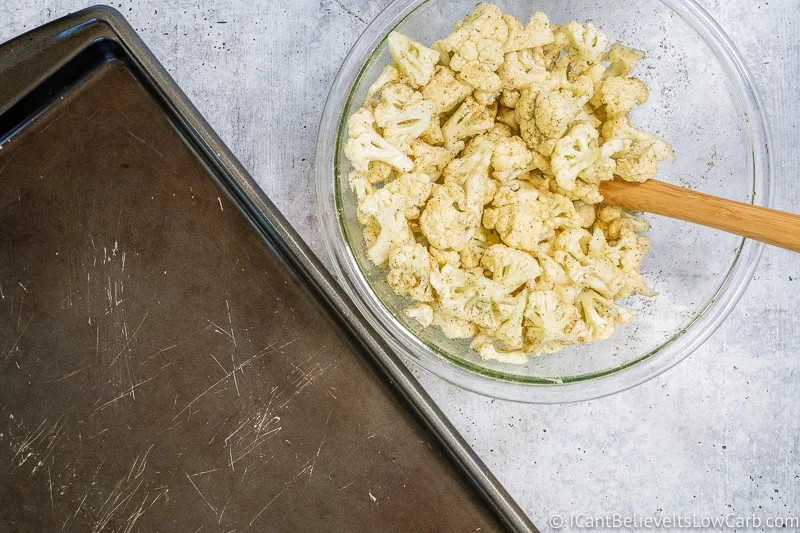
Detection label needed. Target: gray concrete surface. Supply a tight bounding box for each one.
[2,1,799,530]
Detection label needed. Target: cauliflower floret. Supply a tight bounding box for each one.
[524,289,588,351]
[384,172,433,219]
[434,4,509,101]
[503,12,555,53]
[601,115,675,161]
[411,140,454,180]
[576,289,634,341]
[471,335,531,364]
[551,123,602,191]
[495,288,529,349]
[483,188,550,252]
[358,189,414,265]
[460,225,500,269]
[480,244,542,291]
[432,305,478,339]
[421,117,446,146]
[387,31,440,88]
[386,243,434,302]
[491,136,533,182]
[374,90,436,152]
[594,205,649,241]
[500,89,521,109]
[580,137,624,184]
[366,161,395,184]
[550,123,624,190]
[366,65,402,102]
[498,49,549,91]
[347,107,377,138]
[430,265,516,330]
[548,177,603,205]
[404,303,434,328]
[595,76,649,116]
[429,247,462,268]
[516,87,587,155]
[563,21,609,72]
[420,182,479,251]
[443,139,494,211]
[345,127,415,173]
[535,89,590,139]
[588,228,655,297]
[348,171,375,202]
[442,97,494,151]
[615,141,658,183]
[421,65,474,114]
[605,43,646,78]
[574,201,596,228]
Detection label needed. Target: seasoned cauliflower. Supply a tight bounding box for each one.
[480,244,542,291]
[345,124,415,173]
[420,182,479,251]
[411,140,454,180]
[491,136,533,182]
[430,265,516,331]
[404,303,434,328]
[595,76,649,117]
[503,12,555,53]
[563,22,609,72]
[605,43,646,78]
[434,3,509,101]
[384,172,433,219]
[422,65,474,114]
[357,189,414,265]
[386,243,434,302]
[442,97,494,151]
[342,6,673,363]
[443,139,494,211]
[387,31,440,88]
[374,88,435,152]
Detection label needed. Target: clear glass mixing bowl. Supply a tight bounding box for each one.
[315,0,772,402]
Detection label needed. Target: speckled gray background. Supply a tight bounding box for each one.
[1,1,798,530]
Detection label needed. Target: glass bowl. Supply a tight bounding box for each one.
[315,0,771,402]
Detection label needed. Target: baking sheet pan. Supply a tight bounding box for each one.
[0,6,536,532]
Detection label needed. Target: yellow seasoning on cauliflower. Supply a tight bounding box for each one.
[343,3,674,363]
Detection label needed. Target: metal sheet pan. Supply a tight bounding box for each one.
[0,6,536,532]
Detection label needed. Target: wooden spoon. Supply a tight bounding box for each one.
[598,178,800,253]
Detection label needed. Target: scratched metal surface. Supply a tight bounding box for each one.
[0,31,510,531]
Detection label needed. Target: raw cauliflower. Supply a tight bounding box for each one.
[341,5,674,363]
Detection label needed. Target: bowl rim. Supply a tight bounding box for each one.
[314,0,773,403]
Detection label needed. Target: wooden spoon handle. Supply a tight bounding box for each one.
[599,179,800,253]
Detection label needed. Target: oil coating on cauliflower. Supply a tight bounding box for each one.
[342,6,673,364]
